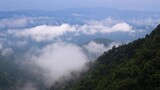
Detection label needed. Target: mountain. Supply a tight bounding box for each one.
[68,25,160,90]
[0,8,160,19]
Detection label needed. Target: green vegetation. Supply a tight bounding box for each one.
[69,25,160,90]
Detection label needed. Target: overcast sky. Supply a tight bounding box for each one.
[0,0,160,12]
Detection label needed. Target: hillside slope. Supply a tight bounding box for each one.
[69,25,160,90]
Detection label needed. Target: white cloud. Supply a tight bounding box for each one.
[76,21,134,35]
[17,40,121,88]
[83,41,121,60]
[1,48,14,56]
[83,41,107,55]
[111,22,132,32]
[8,19,135,42]
[0,18,28,28]
[84,18,120,26]
[29,42,88,85]
[8,24,76,42]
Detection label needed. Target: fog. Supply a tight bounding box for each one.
[22,40,119,86]
[8,21,134,38]
[29,42,89,85]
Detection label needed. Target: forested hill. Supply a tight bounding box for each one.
[69,24,160,90]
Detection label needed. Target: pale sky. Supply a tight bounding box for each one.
[0,0,159,12]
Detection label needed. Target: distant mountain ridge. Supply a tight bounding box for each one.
[0,7,160,19]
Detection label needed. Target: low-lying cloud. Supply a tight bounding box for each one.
[20,40,120,88]
[8,21,135,42]
[75,22,134,35]
[29,42,89,86]
[83,41,121,60]
[8,24,76,42]
[83,41,107,55]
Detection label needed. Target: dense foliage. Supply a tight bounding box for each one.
[69,25,160,90]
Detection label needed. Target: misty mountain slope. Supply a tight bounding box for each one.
[68,25,160,90]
